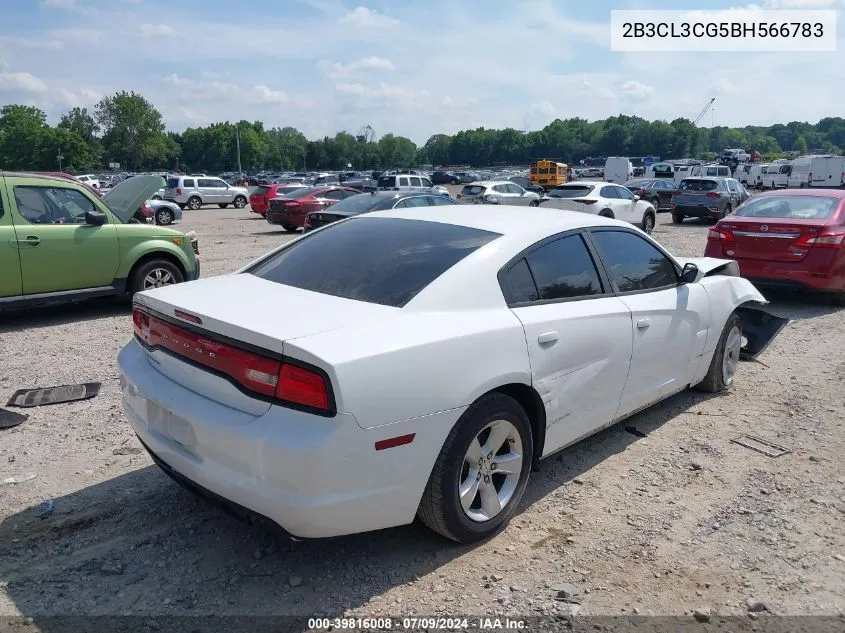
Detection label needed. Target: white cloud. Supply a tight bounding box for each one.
[140,23,175,38]
[339,7,399,27]
[58,87,103,106]
[619,80,655,100]
[335,82,426,100]
[0,71,49,94]
[41,0,77,7]
[254,84,288,103]
[760,0,844,7]
[316,56,394,77]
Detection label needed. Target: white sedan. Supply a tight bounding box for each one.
[118,206,787,543]
[539,181,657,234]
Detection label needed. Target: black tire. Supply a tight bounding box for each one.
[695,313,742,393]
[641,211,655,234]
[155,208,174,226]
[598,209,614,218]
[233,196,247,209]
[218,203,229,208]
[722,204,732,219]
[417,392,533,543]
[649,196,660,208]
[178,204,186,210]
[830,291,845,307]
[151,194,162,200]
[672,212,684,224]
[529,200,539,207]
[187,196,202,210]
[281,223,297,233]
[128,259,184,295]
[450,179,459,185]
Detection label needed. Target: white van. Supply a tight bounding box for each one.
[760,164,780,189]
[689,164,732,178]
[733,163,753,185]
[788,155,845,188]
[747,163,768,189]
[604,157,633,183]
[645,162,675,180]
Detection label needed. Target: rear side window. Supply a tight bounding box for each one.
[600,186,619,199]
[524,234,603,301]
[461,185,485,196]
[591,230,677,293]
[733,195,839,219]
[248,217,501,307]
[502,258,539,304]
[183,179,195,188]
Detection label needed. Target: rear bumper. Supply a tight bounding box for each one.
[673,204,723,218]
[703,246,842,292]
[117,340,459,538]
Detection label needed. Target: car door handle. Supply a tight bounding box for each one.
[537,331,559,345]
[18,236,41,246]
[636,318,650,330]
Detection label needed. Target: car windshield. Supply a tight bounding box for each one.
[733,195,840,220]
[461,185,485,196]
[320,193,382,214]
[248,217,501,308]
[679,179,718,192]
[547,185,594,198]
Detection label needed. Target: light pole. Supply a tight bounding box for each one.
[236,125,243,177]
[57,151,64,172]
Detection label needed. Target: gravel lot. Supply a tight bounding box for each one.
[1,198,844,624]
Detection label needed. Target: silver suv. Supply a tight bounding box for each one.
[164,176,249,210]
[456,181,541,205]
[376,173,449,196]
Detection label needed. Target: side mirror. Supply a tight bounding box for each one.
[633,195,640,201]
[680,262,699,284]
[85,210,107,225]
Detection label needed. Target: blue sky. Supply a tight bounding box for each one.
[0,0,843,144]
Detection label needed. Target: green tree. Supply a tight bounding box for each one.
[40,127,96,172]
[95,91,166,170]
[58,107,98,143]
[0,105,49,170]
[792,136,808,153]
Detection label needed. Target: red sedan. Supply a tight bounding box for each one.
[266,186,362,231]
[705,189,845,304]
[248,183,308,216]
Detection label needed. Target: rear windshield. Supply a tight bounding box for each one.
[461,185,485,196]
[253,186,270,195]
[377,176,395,188]
[547,185,594,198]
[320,193,381,214]
[624,180,652,189]
[679,179,718,192]
[734,195,839,220]
[248,217,501,307]
[166,178,179,188]
[281,189,310,199]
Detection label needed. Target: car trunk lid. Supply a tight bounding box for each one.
[717,217,826,262]
[132,274,397,412]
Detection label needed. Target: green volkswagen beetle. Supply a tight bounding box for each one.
[0,173,199,310]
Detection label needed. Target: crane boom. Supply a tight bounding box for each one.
[692,97,716,126]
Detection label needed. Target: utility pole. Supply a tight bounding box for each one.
[236,125,243,176]
[57,151,64,172]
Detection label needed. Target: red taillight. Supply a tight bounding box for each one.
[706,191,721,198]
[672,190,681,196]
[796,231,845,247]
[574,198,598,205]
[176,188,182,195]
[132,307,331,412]
[808,171,813,183]
[634,189,645,196]
[707,227,734,240]
[276,364,329,410]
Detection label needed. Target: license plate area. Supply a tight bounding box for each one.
[147,401,198,457]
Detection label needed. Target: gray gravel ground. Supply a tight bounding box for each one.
[1,199,844,624]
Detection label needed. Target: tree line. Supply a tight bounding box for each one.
[1,91,843,174]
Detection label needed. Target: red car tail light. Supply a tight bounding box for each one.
[132,307,332,413]
[176,188,182,196]
[707,227,734,240]
[706,192,721,198]
[796,230,845,247]
[634,189,645,196]
[276,364,329,410]
[574,199,598,205]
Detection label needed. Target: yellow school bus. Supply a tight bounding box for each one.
[529,159,569,188]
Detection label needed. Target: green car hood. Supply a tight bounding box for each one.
[103,175,165,223]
